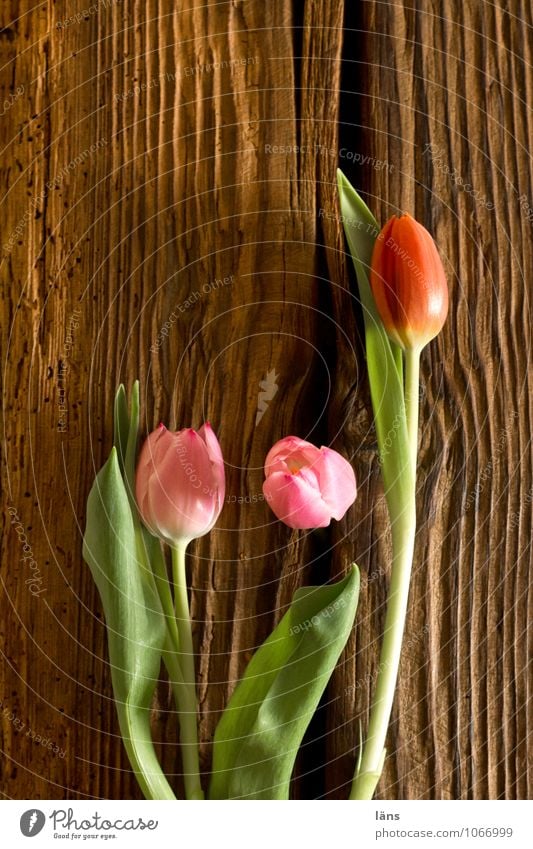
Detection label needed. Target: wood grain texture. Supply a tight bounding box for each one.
[0,0,531,800]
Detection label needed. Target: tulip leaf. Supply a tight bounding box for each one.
[209,566,360,799]
[113,384,129,475]
[124,380,140,509]
[113,380,140,513]
[83,447,175,800]
[337,169,413,512]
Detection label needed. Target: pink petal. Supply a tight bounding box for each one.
[198,422,226,508]
[314,447,357,520]
[264,436,320,476]
[263,471,332,529]
[198,421,223,465]
[135,426,224,543]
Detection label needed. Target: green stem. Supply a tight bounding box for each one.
[140,532,204,799]
[405,347,421,478]
[137,528,203,799]
[349,508,416,799]
[145,531,181,654]
[163,642,204,801]
[350,347,420,801]
[171,543,204,800]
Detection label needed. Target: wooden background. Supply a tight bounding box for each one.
[1,0,531,800]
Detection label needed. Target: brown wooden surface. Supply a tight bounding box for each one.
[1,0,531,800]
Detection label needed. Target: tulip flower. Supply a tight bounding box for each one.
[135,422,225,545]
[263,436,356,529]
[338,174,450,801]
[370,213,448,352]
[135,420,225,801]
[370,213,449,475]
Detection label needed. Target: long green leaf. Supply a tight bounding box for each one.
[114,384,180,649]
[209,566,360,799]
[124,380,140,510]
[337,169,413,512]
[83,447,175,799]
[113,384,129,476]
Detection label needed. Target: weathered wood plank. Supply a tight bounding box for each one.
[325,0,533,800]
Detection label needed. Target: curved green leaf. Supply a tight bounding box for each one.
[209,566,360,799]
[83,447,175,799]
[113,384,129,476]
[124,380,140,510]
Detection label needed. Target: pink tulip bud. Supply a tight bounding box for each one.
[135,422,225,545]
[262,436,357,529]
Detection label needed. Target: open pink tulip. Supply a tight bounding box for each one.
[263,436,356,529]
[135,422,225,545]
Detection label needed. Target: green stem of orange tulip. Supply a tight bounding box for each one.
[172,543,204,800]
[405,348,421,478]
[350,347,420,800]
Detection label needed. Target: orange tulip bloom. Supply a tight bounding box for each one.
[370,214,448,351]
